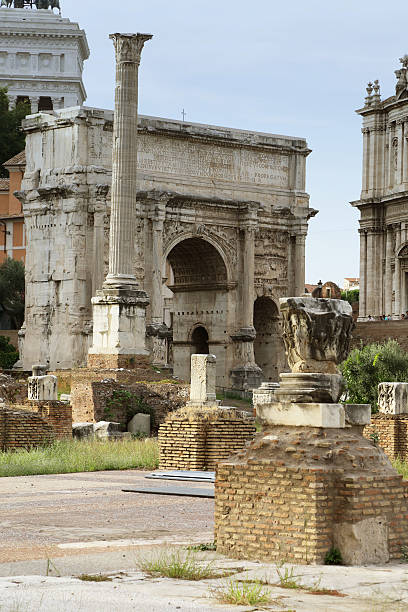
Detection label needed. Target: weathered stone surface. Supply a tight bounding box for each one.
[18,105,312,388]
[378,382,408,414]
[252,382,280,410]
[28,375,57,401]
[93,421,122,439]
[128,413,151,436]
[280,297,354,374]
[72,423,94,439]
[186,354,219,409]
[334,517,389,565]
[276,372,344,403]
[257,401,345,428]
[344,404,371,426]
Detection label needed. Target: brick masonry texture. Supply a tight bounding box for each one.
[13,401,73,440]
[351,320,408,352]
[87,354,151,370]
[215,425,408,564]
[159,407,255,471]
[0,406,54,451]
[364,414,408,461]
[70,368,189,432]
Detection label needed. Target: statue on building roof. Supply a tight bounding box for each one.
[1,0,61,12]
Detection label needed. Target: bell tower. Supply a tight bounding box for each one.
[0,0,89,112]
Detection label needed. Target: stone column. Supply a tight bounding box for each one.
[88,33,153,371]
[294,234,306,296]
[151,201,166,325]
[146,194,171,368]
[385,226,394,315]
[366,230,375,316]
[230,203,262,391]
[30,97,40,114]
[104,33,152,288]
[362,128,369,194]
[358,229,367,320]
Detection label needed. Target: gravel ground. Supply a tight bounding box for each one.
[0,470,214,565]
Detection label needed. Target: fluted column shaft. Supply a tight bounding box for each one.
[359,229,367,319]
[242,225,256,328]
[385,226,394,316]
[104,33,152,287]
[151,208,165,323]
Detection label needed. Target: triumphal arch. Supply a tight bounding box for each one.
[18,108,312,388]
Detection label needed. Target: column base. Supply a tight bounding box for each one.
[87,353,151,370]
[88,286,150,363]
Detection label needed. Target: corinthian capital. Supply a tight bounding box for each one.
[109,32,153,65]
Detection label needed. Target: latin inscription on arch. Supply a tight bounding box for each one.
[138,134,289,188]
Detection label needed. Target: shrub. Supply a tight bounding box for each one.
[340,340,408,411]
[0,335,19,369]
[104,389,154,424]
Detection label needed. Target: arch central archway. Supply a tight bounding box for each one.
[165,237,229,385]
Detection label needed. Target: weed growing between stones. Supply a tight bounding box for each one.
[77,574,112,582]
[186,542,217,552]
[211,579,273,606]
[0,438,159,477]
[324,547,343,565]
[138,548,219,580]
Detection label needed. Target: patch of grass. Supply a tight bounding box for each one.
[393,457,408,480]
[186,542,216,552]
[212,579,273,606]
[77,574,112,582]
[275,564,303,589]
[0,438,159,477]
[138,548,218,581]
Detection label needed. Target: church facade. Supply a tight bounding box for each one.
[17,107,313,388]
[352,56,408,320]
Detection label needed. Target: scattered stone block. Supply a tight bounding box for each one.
[72,423,94,439]
[28,375,58,401]
[128,413,150,436]
[378,382,408,414]
[59,394,71,403]
[93,421,122,439]
[252,382,280,408]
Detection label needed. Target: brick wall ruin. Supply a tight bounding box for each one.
[15,401,72,440]
[159,408,255,471]
[70,369,188,432]
[364,414,408,461]
[215,426,408,565]
[0,407,54,451]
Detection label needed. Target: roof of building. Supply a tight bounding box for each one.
[0,178,10,191]
[305,284,318,293]
[3,151,26,167]
[344,277,359,282]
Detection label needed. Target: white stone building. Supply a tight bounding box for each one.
[17,107,314,388]
[352,56,408,319]
[0,1,89,111]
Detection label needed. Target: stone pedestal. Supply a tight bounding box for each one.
[28,367,58,401]
[88,287,150,369]
[186,354,220,410]
[215,297,408,566]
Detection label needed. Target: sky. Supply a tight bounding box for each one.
[62,0,408,286]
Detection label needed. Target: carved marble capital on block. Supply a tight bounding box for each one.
[186,354,221,410]
[378,382,408,414]
[110,33,153,66]
[254,297,357,428]
[280,297,354,374]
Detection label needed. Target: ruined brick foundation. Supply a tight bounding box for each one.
[215,426,408,565]
[364,413,408,461]
[159,407,255,471]
[0,406,54,451]
[13,401,72,440]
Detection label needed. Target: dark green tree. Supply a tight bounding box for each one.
[0,258,25,329]
[0,87,30,178]
[341,289,359,304]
